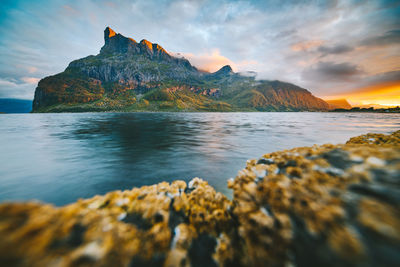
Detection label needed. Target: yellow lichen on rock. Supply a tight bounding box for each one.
[346,130,400,145]
[0,178,235,267]
[229,130,400,267]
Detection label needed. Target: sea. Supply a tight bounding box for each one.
[0,112,399,205]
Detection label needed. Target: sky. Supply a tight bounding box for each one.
[0,0,399,106]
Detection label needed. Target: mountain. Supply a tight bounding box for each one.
[355,103,396,109]
[32,27,330,112]
[326,99,352,109]
[0,98,32,113]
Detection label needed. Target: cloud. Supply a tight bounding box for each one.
[0,78,36,99]
[27,66,38,73]
[302,61,364,83]
[318,44,354,56]
[315,70,400,104]
[175,49,235,72]
[175,49,259,73]
[62,5,80,16]
[274,29,297,39]
[21,77,40,84]
[0,78,18,87]
[325,79,400,107]
[291,40,324,52]
[360,30,400,47]
[350,70,400,91]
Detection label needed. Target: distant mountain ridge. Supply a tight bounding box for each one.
[0,98,32,113]
[32,27,330,112]
[326,99,352,109]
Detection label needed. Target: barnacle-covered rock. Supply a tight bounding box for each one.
[346,130,400,145]
[0,178,236,267]
[229,130,400,267]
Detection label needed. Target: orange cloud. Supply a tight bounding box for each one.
[174,49,235,72]
[323,80,400,107]
[291,40,324,52]
[173,49,258,73]
[27,67,37,73]
[21,77,40,84]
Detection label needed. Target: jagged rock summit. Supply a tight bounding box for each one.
[105,26,117,40]
[101,27,170,60]
[32,27,330,112]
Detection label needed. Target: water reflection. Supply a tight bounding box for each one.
[0,112,399,205]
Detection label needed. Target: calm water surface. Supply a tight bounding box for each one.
[0,112,399,205]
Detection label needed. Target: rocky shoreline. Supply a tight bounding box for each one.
[0,131,399,267]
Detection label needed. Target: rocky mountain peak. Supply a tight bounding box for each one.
[221,65,233,72]
[213,65,233,76]
[100,27,172,60]
[140,39,153,50]
[104,27,116,41]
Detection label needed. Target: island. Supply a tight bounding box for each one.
[32,27,330,113]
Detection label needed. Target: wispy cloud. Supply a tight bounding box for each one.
[175,49,234,72]
[21,77,40,84]
[318,44,354,56]
[302,61,365,83]
[360,30,400,47]
[291,40,324,52]
[175,49,259,72]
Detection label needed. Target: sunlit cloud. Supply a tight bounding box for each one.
[175,49,234,72]
[291,40,324,52]
[323,81,400,107]
[27,67,38,73]
[174,49,258,73]
[21,77,40,84]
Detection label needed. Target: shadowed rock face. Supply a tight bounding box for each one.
[32,27,330,112]
[0,131,399,267]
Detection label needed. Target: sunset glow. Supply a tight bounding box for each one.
[323,81,400,107]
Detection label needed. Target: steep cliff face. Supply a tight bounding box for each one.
[32,27,329,112]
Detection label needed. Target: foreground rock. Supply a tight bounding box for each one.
[0,131,399,266]
[0,179,236,267]
[229,130,400,267]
